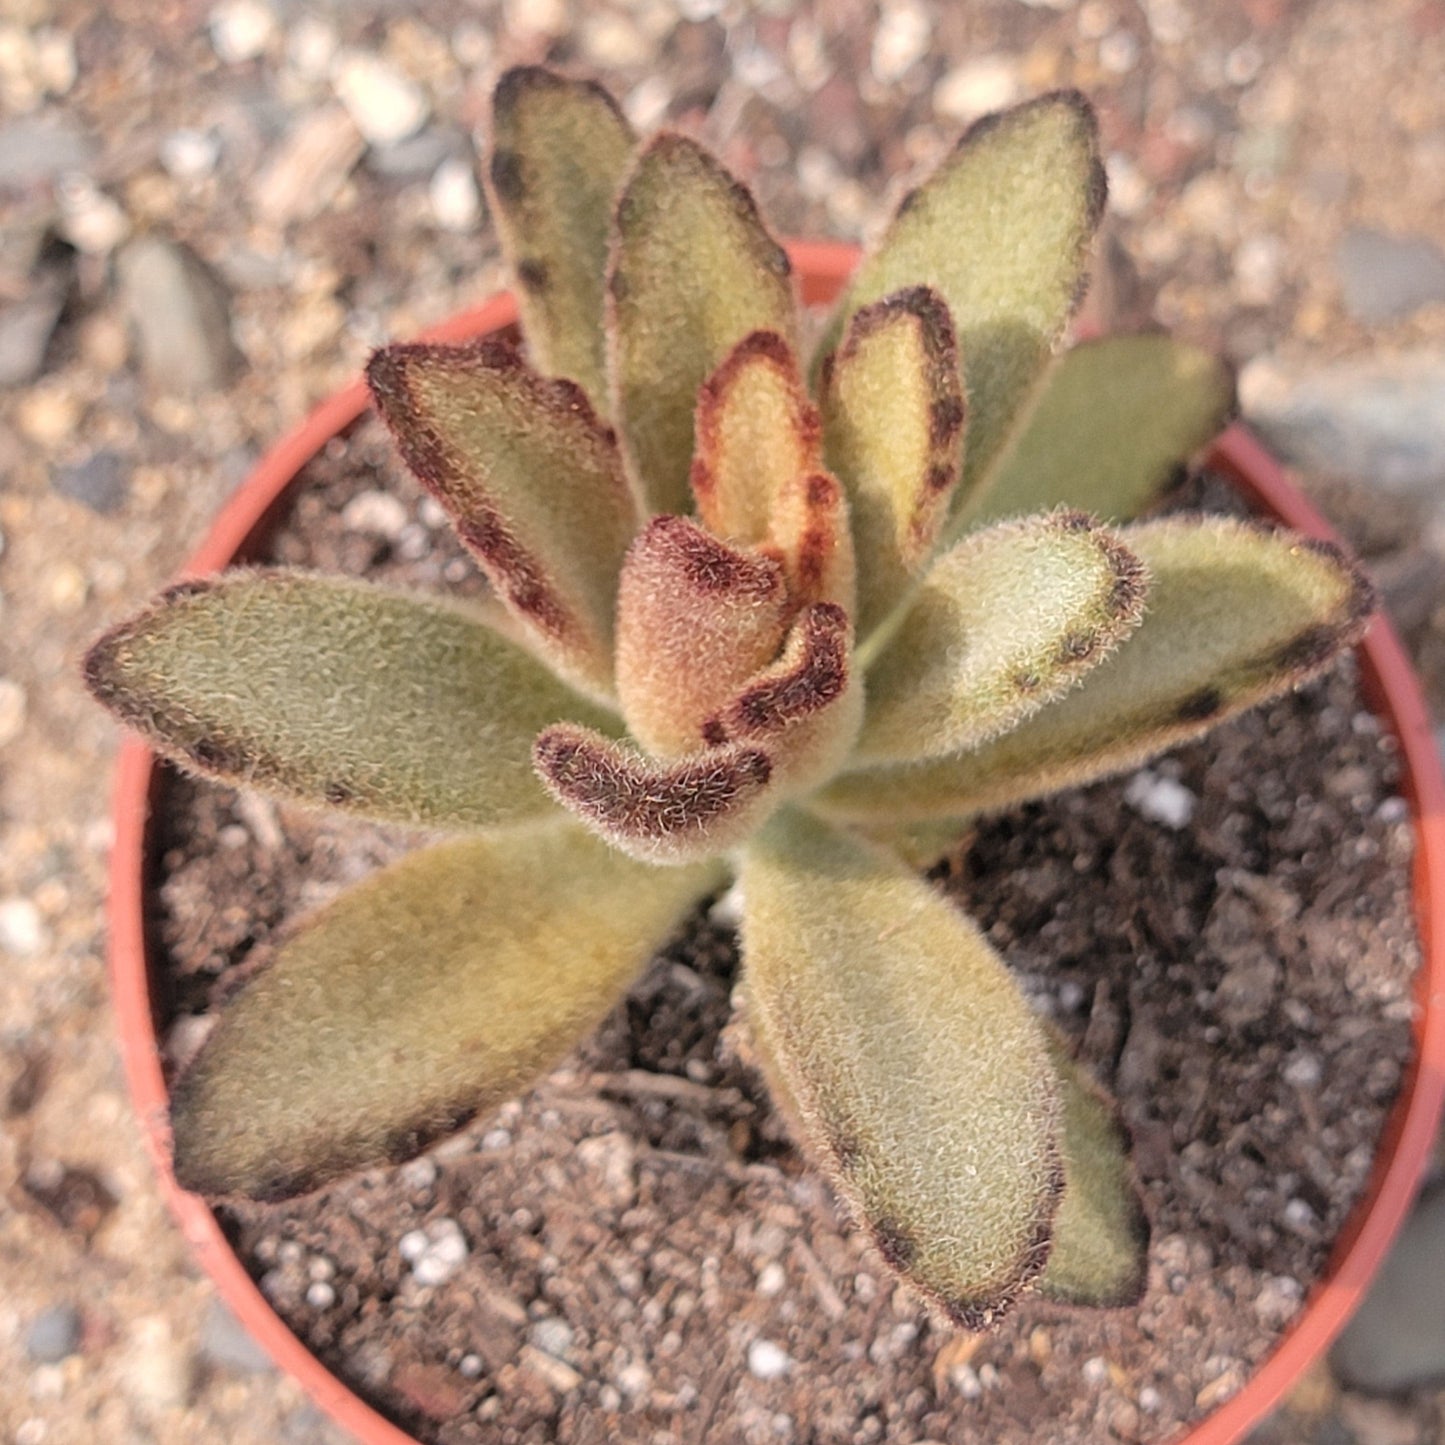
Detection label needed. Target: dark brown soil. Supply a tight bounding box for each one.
[149,423,1420,1445]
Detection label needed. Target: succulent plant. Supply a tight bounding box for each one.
[85,67,1374,1330]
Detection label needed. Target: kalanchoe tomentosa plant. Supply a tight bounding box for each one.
[86,67,1375,1329]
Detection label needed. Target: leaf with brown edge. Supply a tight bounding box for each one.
[367,340,641,699]
[170,826,723,1199]
[608,133,796,518]
[817,517,1376,824]
[691,330,821,548]
[768,469,857,614]
[82,570,618,831]
[533,724,779,865]
[615,516,791,758]
[1035,1031,1149,1308]
[816,92,1106,500]
[850,511,1147,766]
[961,334,1236,533]
[821,286,967,638]
[484,66,636,409]
[739,810,1062,1330]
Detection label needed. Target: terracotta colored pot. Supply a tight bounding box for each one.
[106,242,1445,1445]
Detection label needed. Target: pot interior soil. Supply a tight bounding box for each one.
[148,420,1420,1445]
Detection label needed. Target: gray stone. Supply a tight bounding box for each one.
[1331,1183,1445,1390]
[1336,227,1445,324]
[25,1304,82,1363]
[366,125,462,179]
[115,236,244,397]
[0,282,65,388]
[198,1298,274,1375]
[1239,349,1445,501]
[54,451,129,515]
[0,118,92,188]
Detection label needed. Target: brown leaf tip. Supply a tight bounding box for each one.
[636,516,785,601]
[534,725,773,844]
[709,602,850,741]
[492,65,629,126]
[1174,686,1224,724]
[1099,534,1150,621]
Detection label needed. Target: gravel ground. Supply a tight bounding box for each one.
[2,2,1444,1443]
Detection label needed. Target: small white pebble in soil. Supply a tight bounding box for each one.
[528,1317,575,1360]
[332,51,430,147]
[481,1127,512,1150]
[0,898,46,957]
[341,489,408,539]
[398,1156,437,1192]
[209,0,276,64]
[1138,1385,1163,1413]
[305,1281,335,1310]
[854,1273,877,1303]
[1282,1197,1318,1232]
[1082,1355,1111,1386]
[429,156,481,233]
[400,1217,468,1286]
[871,0,932,83]
[1124,769,1197,829]
[1253,1274,1303,1325]
[756,1261,787,1297]
[1056,978,1087,1012]
[458,1353,482,1379]
[950,1363,982,1399]
[1282,1051,1323,1088]
[747,1339,792,1381]
[306,1255,336,1282]
[616,1360,652,1399]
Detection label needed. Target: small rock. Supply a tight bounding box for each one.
[341,490,408,539]
[1235,233,1286,307]
[871,0,932,84]
[116,236,243,397]
[367,127,458,180]
[209,0,276,64]
[199,1298,274,1375]
[1335,227,1445,324]
[0,283,66,388]
[1240,350,1445,500]
[616,1359,652,1398]
[934,56,1021,121]
[253,106,364,227]
[518,1343,582,1393]
[0,897,45,956]
[305,1281,336,1310]
[528,1317,575,1360]
[757,1261,787,1297]
[54,451,128,515]
[747,1338,791,1380]
[0,117,91,187]
[332,51,429,148]
[0,679,26,747]
[399,1217,468,1287]
[429,155,481,233]
[1333,1184,1445,1390]
[576,1131,636,1210]
[160,129,221,182]
[125,1316,194,1413]
[1123,770,1196,829]
[56,177,130,255]
[25,1304,81,1363]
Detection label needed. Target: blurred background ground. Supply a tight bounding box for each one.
[1,1,1444,1442]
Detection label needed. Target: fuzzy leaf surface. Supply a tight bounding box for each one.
[368,340,639,697]
[822,286,967,638]
[608,133,795,517]
[853,512,1147,765]
[615,516,790,757]
[740,811,1061,1329]
[691,331,821,548]
[171,826,722,1198]
[484,67,637,408]
[963,334,1236,531]
[83,571,613,829]
[819,518,1375,822]
[819,93,1105,495]
[1035,1034,1148,1307]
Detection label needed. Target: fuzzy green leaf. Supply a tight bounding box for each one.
[821,286,967,638]
[615,515,790,758]
[533,726,779,865]
[852,512,1147,765]
[740,811,1062,1329]
[84,571,611,830]
[691,330,821,549]
[608,133,796,517]
[1035,1034,1148,1308]
[171,826,722,1198]
[819,93,1105,497]
[367,340,641,698]
[818,518,1375,823]
[962,334,1236,532]
[484,66,637,408]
